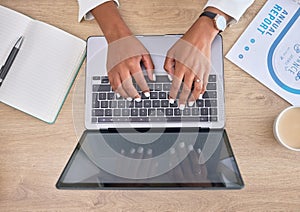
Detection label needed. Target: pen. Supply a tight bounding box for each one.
[0,36,24,87]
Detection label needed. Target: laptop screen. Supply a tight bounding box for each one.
[56,128,243,189]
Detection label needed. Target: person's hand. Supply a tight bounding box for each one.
[164,16,219,109]
[91,2,155,101]
[107,36,155,100]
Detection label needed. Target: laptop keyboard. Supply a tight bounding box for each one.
[91,75,218,123]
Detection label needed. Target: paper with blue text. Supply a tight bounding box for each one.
[226,0,300,105]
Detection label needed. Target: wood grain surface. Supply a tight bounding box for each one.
[0,0,299,211]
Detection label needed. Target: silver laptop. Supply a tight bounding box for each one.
[56,35,244,189]
[85,34,225,130]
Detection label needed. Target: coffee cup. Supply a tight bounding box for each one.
[273,106,300,151]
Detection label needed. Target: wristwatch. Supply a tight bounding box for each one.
[200,11,227,32]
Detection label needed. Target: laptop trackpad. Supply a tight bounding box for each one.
[56,128,243,189]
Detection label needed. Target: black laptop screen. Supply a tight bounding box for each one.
[56,128,243,189]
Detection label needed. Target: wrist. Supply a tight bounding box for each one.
[91,1,132,43]
[182,17,218,48]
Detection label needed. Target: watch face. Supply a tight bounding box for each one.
[215,15,227,31]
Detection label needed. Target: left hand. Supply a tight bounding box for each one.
[164,16,219,109]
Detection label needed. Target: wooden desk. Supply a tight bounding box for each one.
[1,0,299,211]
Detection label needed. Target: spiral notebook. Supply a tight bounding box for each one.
[0,5,86,123]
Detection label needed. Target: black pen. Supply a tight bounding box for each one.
[0,36,24,87]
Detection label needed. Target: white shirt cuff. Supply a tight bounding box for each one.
[77,0,120,22]
[204,0,254,24]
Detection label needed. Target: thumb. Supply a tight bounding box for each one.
[142,54,155,81]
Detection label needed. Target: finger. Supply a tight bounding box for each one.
[188,78,203,103]
[130,67,150,96]
[164,56,175,79]
[127,146,144,179]
[119,70,140,100]
[142,54,155,81]
[108,72,129,98]
[200,71,210,94]
[178,67,194,109]
[168,61,185,103]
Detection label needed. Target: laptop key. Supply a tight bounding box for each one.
[113,109,121,116]
[101,101,108,108]
[122,109,130,116]
[208,74,217,82]
[130,117,149,122]
[92,93,100,108]
[131,109,138,116]
[205,100,217,107]
[144,100,151,108]
[156,75,170,82]
[93,84,111,92]
[206,83,216,90]
[210,108,218,116]
[118,101,125,108]
[166,108,173,116]
[135,101,143,108]
[174,108,182,116]
[203,91,217,99]
[98,117,113,123]
[159,92,167,99]
[155,84,162,91]
[139,109,147,116]
[157,109,165,116]
[109,101,117,108]
[107,93,115,100]
[91,117,97,123]
[148,109,156,116]
[183,108,191,116]
[200,117,209,122]
[161,100,169,107]
[163,84,171,91]
[201,108,208,115]
[150,92,158,99]
[105,109,112,116]
[192,108,200,115]
[153,100,160,107]
[210,117,218,122]
[196,99,204,107]
[92,109,104,116]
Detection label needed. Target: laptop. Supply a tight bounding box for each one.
[56,35,244,189]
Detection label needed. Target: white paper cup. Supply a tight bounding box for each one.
[273,106,300,151]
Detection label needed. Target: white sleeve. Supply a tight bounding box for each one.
[77,0,119,22]
[204,0,254,24]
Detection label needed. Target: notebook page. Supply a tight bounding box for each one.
[0,6,31,64]
[0,20,86,123]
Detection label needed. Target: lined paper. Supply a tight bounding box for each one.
[0,6,86,123]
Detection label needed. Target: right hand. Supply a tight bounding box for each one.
[107,36,155,100]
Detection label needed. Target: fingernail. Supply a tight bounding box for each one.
[198,94,203,99]
[120,149,125,154]
[188,144,194,152]
[144,92,150,98]
[127,97,133,101]
[152,73,156,81]
[179,104,185,110]
[135,97,142,102]
[137,147,144,154]
[168,74,173,81]
[170,147,175,154]
[130,148,136,154]
[147,148,153,155]
[188,101,194,107]
[116,93,121,98]
[179,142,185,148]
[169,98,175,104]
